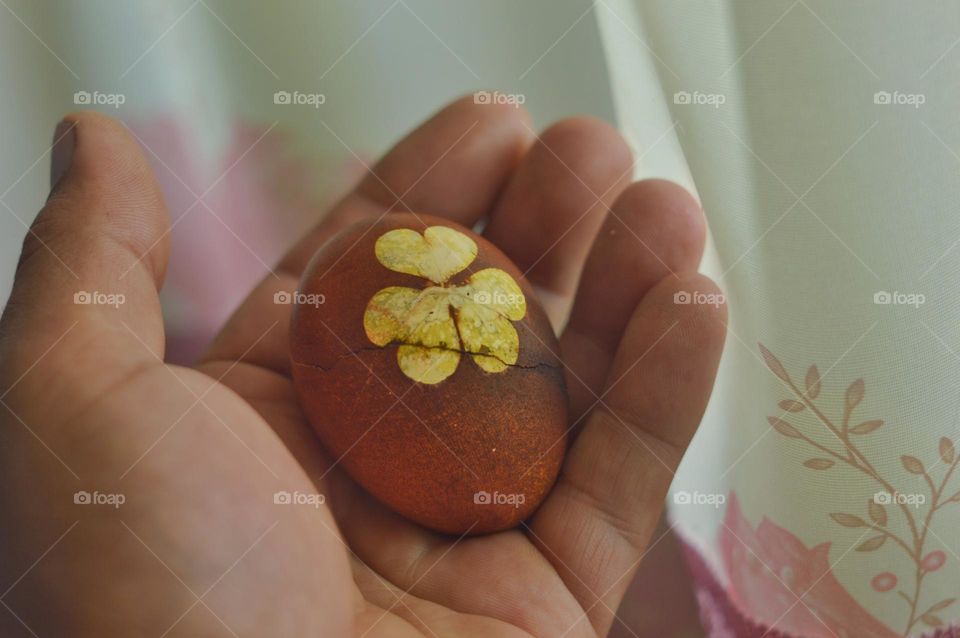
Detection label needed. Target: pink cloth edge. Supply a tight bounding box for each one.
[675,529,960,638]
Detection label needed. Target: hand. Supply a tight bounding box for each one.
[0,96,725,637]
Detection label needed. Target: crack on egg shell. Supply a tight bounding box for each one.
[290,344,561,375]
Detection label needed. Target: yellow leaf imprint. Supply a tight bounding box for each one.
[363,226,526,384]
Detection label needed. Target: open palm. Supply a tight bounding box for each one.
[0,97,724,637]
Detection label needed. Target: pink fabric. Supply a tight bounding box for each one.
[129,114,363,363]
[682,528,960,638]
[678,493,960,637]
[719,493,899,637]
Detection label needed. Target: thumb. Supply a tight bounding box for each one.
[1,112,171,407]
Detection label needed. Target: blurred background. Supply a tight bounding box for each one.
[0,0,615,361]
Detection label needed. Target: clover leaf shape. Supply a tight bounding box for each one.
[363,226,527,384]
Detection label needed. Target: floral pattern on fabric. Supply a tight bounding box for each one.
[681,527,960,638]
[759,346,959,634]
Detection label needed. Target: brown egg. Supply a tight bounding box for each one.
[290,213,568,534]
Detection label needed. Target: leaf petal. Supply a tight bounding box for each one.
[375,226,477,284]
[768,417,802,438]
[868,499,887,526]
[922,613,943,627]
[456,303,519,368]
[850,419,884,435]
[779,399,806,412]
[845,378,865,411]
[856,535,887,552]
[363,286,421,346]
[402,293,461,351]
[940,437,956,465]
[397,345,459,384]
[804,458,835,470]
[830,512,867,528]
[927,598,955,613]
[462,268,526,320]
[471,353,508,373]
[902,455,926,475]
[805,365,821,399]
[759,344,790,383]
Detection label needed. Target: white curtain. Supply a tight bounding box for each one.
[599,2,960,635]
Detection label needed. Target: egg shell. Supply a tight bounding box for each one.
[290,213,568,534]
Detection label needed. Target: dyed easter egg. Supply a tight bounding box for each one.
[290,213,567,534]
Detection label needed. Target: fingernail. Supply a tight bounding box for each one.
[50,119,76,193]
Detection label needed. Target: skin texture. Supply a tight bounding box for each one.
[0,96,725,637]
[291,214,567,534]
